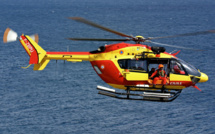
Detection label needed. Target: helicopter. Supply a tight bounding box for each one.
[3,17,212,102]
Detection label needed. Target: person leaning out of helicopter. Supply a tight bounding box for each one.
[149,64,167,87]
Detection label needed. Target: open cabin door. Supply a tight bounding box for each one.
[125,71,148,81]
[118,59,148,81]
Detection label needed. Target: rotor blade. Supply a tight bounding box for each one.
[147,29,215,40]
[67,38,131,42]
[147,41,204,51]
[68,17,133,38]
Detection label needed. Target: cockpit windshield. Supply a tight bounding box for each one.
[177,58,201,76]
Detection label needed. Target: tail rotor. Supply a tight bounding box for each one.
[29,34,39,44]
[3,28,39,44]
[3,28,18,43]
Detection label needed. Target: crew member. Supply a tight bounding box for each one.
[149,68,156,78]
[174,65,185,74]
[150,64,167,86]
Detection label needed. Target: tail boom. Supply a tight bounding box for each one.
[46,52,90,62]
[3,28,91,71]
[33,52,90,70]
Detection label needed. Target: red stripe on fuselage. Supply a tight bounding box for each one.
[47,52,90,55]
[169,81,193,87]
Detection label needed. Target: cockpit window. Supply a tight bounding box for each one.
[170,60,186,75]
[177,58,201,76]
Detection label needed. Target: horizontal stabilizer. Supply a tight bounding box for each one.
[33,59,50,71]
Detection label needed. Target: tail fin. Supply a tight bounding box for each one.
[19,34,46,64]
[3,28,50,70]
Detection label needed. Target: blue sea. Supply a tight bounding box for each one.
[0,0,215,133]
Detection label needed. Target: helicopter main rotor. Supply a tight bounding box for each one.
[67,17,215,51]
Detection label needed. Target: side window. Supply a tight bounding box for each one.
[118,59,127,69]
[170,60,186,75]
[128,60,147,71]
[118,59,147,71]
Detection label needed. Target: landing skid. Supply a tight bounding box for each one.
[97,85,182,102]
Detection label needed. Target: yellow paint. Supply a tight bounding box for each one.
[170,73,191,81]
[67,59,83,62]
[165,85,185,90]
[21,64,32,69]
[88,46,173,62]
[199,72,209,83]
[33,59,50,71]
[26,35,46,64]
[108,83,127,90]
[46,54,89,61]
[125,71,148,81]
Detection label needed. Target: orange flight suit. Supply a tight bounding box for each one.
[150,69,167,85]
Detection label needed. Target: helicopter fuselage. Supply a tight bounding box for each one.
[45,42,208,91]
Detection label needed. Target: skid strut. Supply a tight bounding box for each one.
[126,87,130,99]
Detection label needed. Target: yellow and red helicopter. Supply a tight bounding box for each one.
[3,17,212,102]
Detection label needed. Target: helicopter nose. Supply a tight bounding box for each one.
[199,72,209,83]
